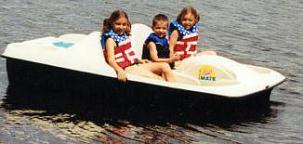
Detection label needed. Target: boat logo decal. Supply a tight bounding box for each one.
[53,41,74,48]
[197,65,216,81]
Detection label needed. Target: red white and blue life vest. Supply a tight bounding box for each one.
[169,21,199,60]
[101,30,139,69]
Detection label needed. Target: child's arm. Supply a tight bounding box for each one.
[147,42,179,63]
[168,30,179,57]
[105,38,127,82]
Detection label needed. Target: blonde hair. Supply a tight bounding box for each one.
[177,6,200,23]
[101,10,131,36]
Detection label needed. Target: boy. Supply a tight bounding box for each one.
[142,14,179,68]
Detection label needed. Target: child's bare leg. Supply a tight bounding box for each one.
[125,65,164,80]
[160,63,175,82]
[141,63,175,82]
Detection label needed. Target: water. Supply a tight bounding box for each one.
[1,0,302,143]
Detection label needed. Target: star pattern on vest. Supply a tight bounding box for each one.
[171,21,199,37]
[106,30,128,43]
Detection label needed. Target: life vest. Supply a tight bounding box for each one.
[142,33,170,60]
[169,21,199,60]
[101,30,139,69]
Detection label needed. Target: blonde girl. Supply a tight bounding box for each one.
[169,6,216,61]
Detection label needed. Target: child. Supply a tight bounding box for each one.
[142,14,179,67]
[101,10,175,82]
[169,6,216,61]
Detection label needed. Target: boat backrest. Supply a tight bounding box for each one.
[64,31,116,74]
[130,23,153,59]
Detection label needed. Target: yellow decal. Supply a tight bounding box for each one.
[197,65,217,81]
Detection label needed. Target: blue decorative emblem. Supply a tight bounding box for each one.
[53,41,74,48]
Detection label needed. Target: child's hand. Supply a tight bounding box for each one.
[116,69,127,82]
[170,54,180,62]
[169,52,175,58]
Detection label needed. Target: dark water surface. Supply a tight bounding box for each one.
[1,0,302,143]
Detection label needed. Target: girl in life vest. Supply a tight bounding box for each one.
[101,10,175,82]
[169,6,216,61]
[142,14,179,68]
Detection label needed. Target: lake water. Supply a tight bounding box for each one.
[1,0,302,143]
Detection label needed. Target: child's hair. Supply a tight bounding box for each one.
[176,6,200,23]
[101,10,131,36]
[152,14,169,28]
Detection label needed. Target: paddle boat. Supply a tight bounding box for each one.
[1,24,285,107]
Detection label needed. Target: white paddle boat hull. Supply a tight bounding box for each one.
[1,24,285,107]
